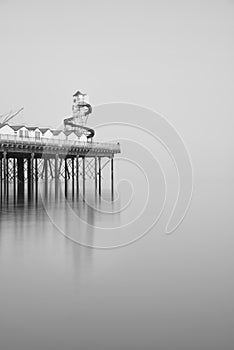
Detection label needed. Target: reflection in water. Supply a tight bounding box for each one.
[0,181,102,350]
[0,181,100,277]
[0,171,225,350]
[0,179,120,278]
[0,159,168,350]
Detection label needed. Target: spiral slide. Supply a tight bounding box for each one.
[63,102,95,139]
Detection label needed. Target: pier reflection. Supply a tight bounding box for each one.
[0,182,100,281]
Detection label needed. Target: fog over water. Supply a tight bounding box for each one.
[0,165,233,350]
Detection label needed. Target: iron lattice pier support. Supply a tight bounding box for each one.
[0,144,119,201]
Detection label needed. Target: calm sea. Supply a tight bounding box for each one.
[0,174,233,350]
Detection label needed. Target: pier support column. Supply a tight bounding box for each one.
[44,158,48,181]
[94,156,98,197]
[17,158,24,184]
[64,158,68,197]
[72,157,75,198]
[17,158,24,197]
[27,154,34,197]
[31,153,34,195]
[58,158,62,178]
[13,158,16,197]
[3,151,7,197]
[0,157,2,199]
[111,156,114,200]
[76,155,79,199]
[55,154,59,196]
[49,160,54,179]
[35,158,38,198]
[98,157,102,197]
[27,157,31,189]
[6,156,9,197]
[44,158,48,196]
[82,157,85,200]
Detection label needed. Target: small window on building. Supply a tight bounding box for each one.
[25,130,29,138]
[19,130,23,137]
[35,131,40,139]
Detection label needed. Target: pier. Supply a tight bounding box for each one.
[0,91,120,202]
[0,135,120,201]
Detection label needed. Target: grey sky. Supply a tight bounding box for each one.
[0,0,233,128]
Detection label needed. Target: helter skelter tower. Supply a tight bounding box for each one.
[64,91,95,141]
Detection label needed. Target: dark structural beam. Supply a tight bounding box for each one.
[94,156,98,197]
[98,157,102,196]
[35,157,38,199]
[31,153,34,195]
[72,157,75,198]
[13,158,16,196]
[27,156,33,197]
[3,151,7,197]
[111,157,114,200]
[17,157,24,197]
[76,155,79,199]
[64,158,68,197]
[0,157,2,200]
[44,157,48,196]
[82,157,85,200]
[55,154,58,196]
[49,159,54,179]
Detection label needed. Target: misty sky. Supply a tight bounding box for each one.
[0,0,233,168]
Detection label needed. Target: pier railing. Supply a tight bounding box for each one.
[0,134,120,152]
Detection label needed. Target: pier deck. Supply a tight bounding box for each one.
[0,135,120,157]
